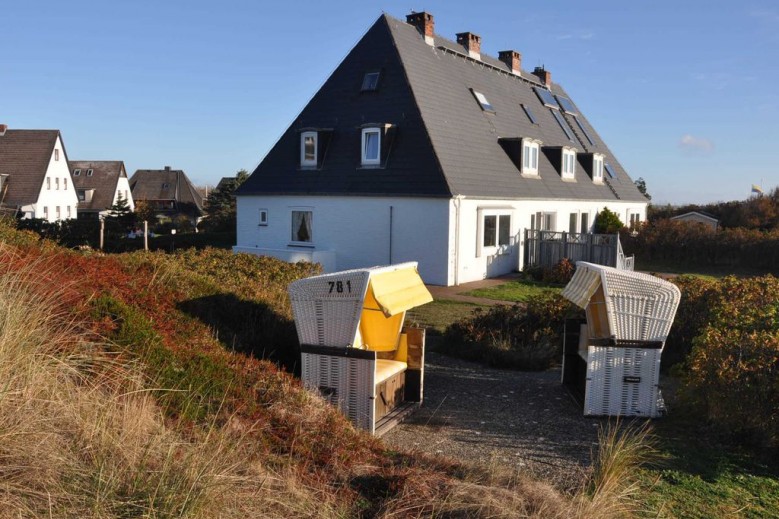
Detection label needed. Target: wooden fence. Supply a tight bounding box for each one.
[524,230,630,269]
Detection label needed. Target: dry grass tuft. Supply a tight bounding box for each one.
[0,248,346,518]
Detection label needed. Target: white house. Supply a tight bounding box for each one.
[0,126,79,222]
[70,161,135,218]
[234,13,648,286]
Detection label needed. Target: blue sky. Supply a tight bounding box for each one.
[2,0,777,204]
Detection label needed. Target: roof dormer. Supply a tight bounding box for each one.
[581,153,605,184]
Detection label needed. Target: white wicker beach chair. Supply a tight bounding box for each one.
[561,261,681,417]
[288,262,432,435]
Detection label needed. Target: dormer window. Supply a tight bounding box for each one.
[470,89,495,112]
[300,131,318,167]
[561,148,576,180]
[361,71,380,92]
[593,154,604,183]
[521,138,541,176]
[361,128,381,165]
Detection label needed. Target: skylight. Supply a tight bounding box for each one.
[86,169,93,176]
[521,104,537,124]
[361,71,380,92]
[551,109,574,142]
[574,117,595,146]
[534,87,559,109]
[74,169,81,176]
[555,95,577,115]
[605,163,617,179]
[471,89,495,112]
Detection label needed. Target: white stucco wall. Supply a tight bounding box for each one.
[113,176,135,211]
[450,198,648,284]
[31,136,79,221]
[235,195,451,285]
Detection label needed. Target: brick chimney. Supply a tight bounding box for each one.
[406,11,435,46]
[456,32,481,59]
[533,66,552,87]
[0,124,7,136]
[498,50,522,75]
[164,166,171,172]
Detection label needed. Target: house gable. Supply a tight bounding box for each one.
[71,161,134,213]
[236,16,450,198]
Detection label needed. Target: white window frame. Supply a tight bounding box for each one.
[258,208,268,226]
[593,154,604,183]
[55,206,60,220]
[300,131,318,167]
[535,211,557,231]
[477,208,513,257]
[521,138,541,176]
[55,178,60,190]
[74,169,81,176]
[289,208,314,246]
[47,177,51,190]
[562,148,576,180]
[64,178,68,190]
[361,128,381,166]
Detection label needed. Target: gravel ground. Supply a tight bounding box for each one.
[383,351,603,491]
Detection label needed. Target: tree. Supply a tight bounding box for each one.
[593,207,624,234]
[105,193,135,232]
[202,169,249,232]
[634,177,651,201]
[134,200,156,224]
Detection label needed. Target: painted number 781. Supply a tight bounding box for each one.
[328,280,351,293]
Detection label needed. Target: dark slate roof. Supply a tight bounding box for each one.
[70,161,127,212]
[237,14,646,203]
[129,168,204,212]
[0,130,61,207]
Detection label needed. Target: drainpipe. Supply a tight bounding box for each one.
[454,195,464,286]
[389,205,393,264]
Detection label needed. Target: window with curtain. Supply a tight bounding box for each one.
[291,210,313,243]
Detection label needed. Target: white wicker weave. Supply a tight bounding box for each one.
[562,261,680,417]
[289,262,430,434]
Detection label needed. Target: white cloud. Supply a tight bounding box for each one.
[679,134,714,153]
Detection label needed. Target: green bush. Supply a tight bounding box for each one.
[621,219,779,274]
[594,207,624,234]
[443,292,581,370]
[676,275,779,451]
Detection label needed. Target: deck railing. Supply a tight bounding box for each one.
[524,230,633,270]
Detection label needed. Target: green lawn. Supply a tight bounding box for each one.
[637,412,779,518]
[406,299,487,335]
[464,278,563,302]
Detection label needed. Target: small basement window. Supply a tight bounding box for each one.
[361,71,380,92]
[470,89,495,112]
[361,128,381,165]
[300,131,317,167]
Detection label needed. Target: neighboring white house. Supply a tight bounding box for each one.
[0,126,79,222]
[234,12,648,286]
[670,211,719,231]
[70,161,135,218]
